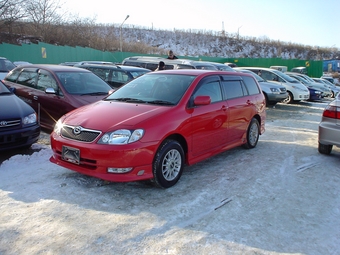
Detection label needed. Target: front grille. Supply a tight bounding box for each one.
[0,119,21,129]
[61,125,101,143]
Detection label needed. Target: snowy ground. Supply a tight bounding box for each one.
[1,99,340,255]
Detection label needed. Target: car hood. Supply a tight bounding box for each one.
[0,94,35,119]
[63,100,170,130]
[259,81,285,89]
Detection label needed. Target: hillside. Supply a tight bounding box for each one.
[121,26,339,60]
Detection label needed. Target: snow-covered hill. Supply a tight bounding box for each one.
[121,26,339,60]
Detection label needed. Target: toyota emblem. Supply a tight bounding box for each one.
[0,121,7,126]
[73,126,82,135]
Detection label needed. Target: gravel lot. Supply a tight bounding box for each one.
[1,99,340,255]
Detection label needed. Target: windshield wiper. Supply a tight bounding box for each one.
[147,100,174,105]
[81,92,108,96]
[0,91,12,95]
[112,98,147,103]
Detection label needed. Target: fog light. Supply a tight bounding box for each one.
[107,167,133,173]
[137,170,145,176]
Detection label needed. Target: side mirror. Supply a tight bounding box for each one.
[194,95,211,106]
[45,88,56,94]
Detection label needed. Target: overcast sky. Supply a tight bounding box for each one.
[62,0,339,48]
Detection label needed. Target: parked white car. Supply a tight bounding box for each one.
[236,67,309,104]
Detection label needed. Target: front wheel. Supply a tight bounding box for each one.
[318,142,333,155]
[243,118,260,149]
[282,91,293,104]
[153,140,184,188]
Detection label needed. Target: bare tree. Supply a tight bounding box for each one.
[24,0,64,41]
[0,0,27,32]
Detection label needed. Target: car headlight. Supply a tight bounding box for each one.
[270,88,281,94]
[98,129,144,145]
[53,119,63,135]
[23,113,37,125]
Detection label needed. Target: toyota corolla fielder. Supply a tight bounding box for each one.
[50,69,266,188]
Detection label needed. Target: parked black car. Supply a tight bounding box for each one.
[75,63,150,89]
[0,80,40,151]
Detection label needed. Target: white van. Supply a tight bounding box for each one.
[122,56,218,71]
[237,67,310,104]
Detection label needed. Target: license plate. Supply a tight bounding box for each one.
[62,146,80,165]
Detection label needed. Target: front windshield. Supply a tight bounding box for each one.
[0,81,11,94]
[272,70,299,83]
[0,59,16,72]
[302,75,315,83]
[56,71,112,95]
[106,73,196,105]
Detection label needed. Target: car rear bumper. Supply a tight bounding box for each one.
[319,122,340,147]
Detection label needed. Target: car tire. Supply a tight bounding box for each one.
[243,118,260,149]
[282,91,293,104]
[152,139,184,188]
[318,142,333,155]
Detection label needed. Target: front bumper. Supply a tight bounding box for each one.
[0,124,41,151]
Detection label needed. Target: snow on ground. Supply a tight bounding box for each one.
[0,100,340,255]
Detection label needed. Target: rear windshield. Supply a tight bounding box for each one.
[0,59,16,72]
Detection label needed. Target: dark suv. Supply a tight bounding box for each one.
[75,64,150,89]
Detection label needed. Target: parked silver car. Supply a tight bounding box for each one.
[235,68,288,106]
[286,72,332,98]
[312,77,340,98]
[318,94,340,154]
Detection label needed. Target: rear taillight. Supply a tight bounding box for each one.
[323,105,340,119]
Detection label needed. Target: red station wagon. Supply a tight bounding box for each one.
[50,69,266,188]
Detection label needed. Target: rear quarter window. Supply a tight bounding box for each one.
[242,76,261,95]
[17,70,37,88]
[221,80,248,99]
[5,68,21,82]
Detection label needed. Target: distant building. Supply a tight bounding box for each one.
[323,59,340,73]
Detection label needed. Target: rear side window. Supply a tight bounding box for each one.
[5,68,21,82]
[87,67,108,81]
[17,70,37,88]
[112,71,129,83]
[242,76,261,95]
[221,80,247,99]
[145,63,158,71]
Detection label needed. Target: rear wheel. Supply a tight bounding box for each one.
[318,142,333,155]
[243,118,260,149]
[282,91,293,104]
[153,140,184,188]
